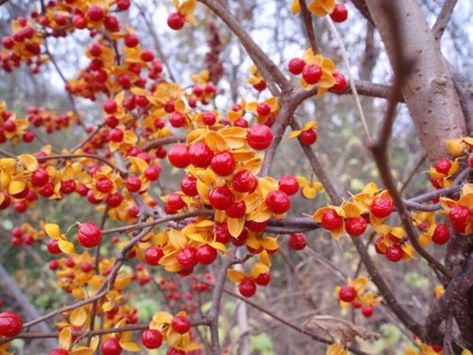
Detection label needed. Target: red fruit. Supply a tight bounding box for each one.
[89,44,102,57]
[256,102,271,116]
[330,4,348,23]
[278,176,299,196]
[140,49,154,62]
[202,112,217,126]
[0,193,10,209]
[31,168,49,187]
[339,286,356,302]
[239,278,256,298]
[321,209,343,230]
[370,197,393,218]
[234,118,249,128]
[60,180,76,194]
[126,176,142,192]
[232,170,258,193]
[302,64,322,84]
[141,329,163,349]
[145,246,164,265]
[432,224,450,245]
[95,177,113,193]
[14,201,27,213]
[103,99,117,114]
[167,193,186,211]
[2,37,14,50]
[78,222,102,248]
[171,316,191,334]
[196,245,217,264]
[288,58,305,75]
[168,144,190,168]
[345,217,367,237]
[0,311,23,337]
[87,5,105,22]
[385,244,403,262]
[265,190,291,214]
[49,260,59,270]
[176,247,197,269]
[169,112,186,127]
[167,12,185,30]
[434,159,452,174]
[214,223,231,243]
[144,165,161,181]
[3,120,16,132]
[209,186,234,210]
[246,221,267,233]
[110,128,124,142]
[299,128,317,145]
[288,233,306,250]
[124,33,139,47]
[180,176,198,196]
[189,142,214,168]
[255,272,271,286]
[226,200,246,218]
[50,349,69,355]
[361,305,374,318]
[253,80,267,91]
[116,0,131,10]
[448,205,469,233]
[81,262,93,272]
[101,337,122,355]
[247,124,273,150]
[210,151,236,176]
[331,72,347,93]
[47,239,61,254]
[22,131,35,143]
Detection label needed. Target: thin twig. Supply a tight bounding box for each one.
[432,0,458,41]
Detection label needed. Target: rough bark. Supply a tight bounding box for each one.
[365,0,466,161]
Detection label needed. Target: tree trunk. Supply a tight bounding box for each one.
[365,0,466,161]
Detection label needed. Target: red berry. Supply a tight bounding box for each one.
[103,99,117,114]
[47,239,61,254]
[239,278,256,298]
[288,233,306,250]
[345,217,367,237]
[0,311,23,337]
[101,337,122,355]
[434,159,452,174]
[253,80,267,91]
[23,131,35,143]
[432,224,450,245]
[126,176,142,192]
[202,112,217,126]
[246,221,267,233]
[299,128,317,145]
[361,305,374,318]
[226,200,246,218]
[210,151,236,176]
[256,102,271,116]
[232,170,258,193]
[214,223,231,244]
[255,272,271,286]
[167,193,186,211]
[144,165,161,181]
[116,0,131,11]
[169,112,186,127]
[189,142,214,168]
[448,205,469,232]
[234,118,249,128]
[302,64,322,84]
[278,176,299,196]
[49,260,59,270]
[31,168,49,187]
[95,177,113,193]
[145,246,164,265]
[110,128,124,142]
[167,12,185,30]
[140,49,154,62]
[124,33,139,47]
[196,245,217,264]
[265,190,291,214]
[330,4,348,23]
[468,153,473,169]
[339,286,356,302]
[288,58,305,75]
[385,244,403,262]
[370,197,393,218]
[168,144,190,168]
[176,247,197,269]
[209,186,234,210]
[331,72,347,93]
[141,329,163,349]
[171,316,191,334]
[77,222,102,248]
[0,192,11,209]
[87,5,105,22]
[3,120,16,132]
[180,176,198,196]
[321,209,343,230]
[247,124,273,150]
[50,349,69,355]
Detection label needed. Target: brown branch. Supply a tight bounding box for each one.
[207,248,235,354]
[299,0,319,54]
[432,0,458,41]
[37,154,127,176]
[368,1,451,279]
[142,136,185,152]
